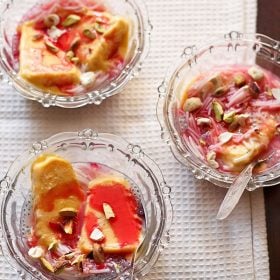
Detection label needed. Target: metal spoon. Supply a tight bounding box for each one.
[216,153,273,220]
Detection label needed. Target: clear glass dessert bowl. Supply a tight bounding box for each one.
[0,129,172,279]
[157,31,280,190]
[0,0,152,108]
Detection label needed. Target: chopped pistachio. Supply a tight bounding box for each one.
[44,14,60,27]
[32,33,43,41]
[48,240,57,251]
[70,37,80,50]
[223,111,236,123]
[59,207,77,217]
[249,81,261,98]
[44,40,59,53]
[236,114,249,126]
[83,28,96,39]
[218,132,233,144]
[40,257,55,272]
[248,66,264,81]
[212,101,224,122]
[71,57,80,64]
[233,73,246,87]
[64,220,73,235]
[103,203,115,219]
[66,50,74,60]
[213,86,227,97]
[196,117,211,126]
[92,243,105,264]
[93,22,106,34]
[62,14,81,27]
[272,88,280,100]
[183,97,202,112]
[28,246,44,259]
[47,26,66,41]
[71,254,84,272]
[90,228,104,241]
[64,252,76,260]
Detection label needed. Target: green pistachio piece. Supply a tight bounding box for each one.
[212,101,224,122]
[40,258,55,272]
[223,111,236,123]
[70,37,80,50]
[32,33,43,41]
[59,207,77,217]
[66,50,74,60]
[213,86,227,97]
[93,22,106,34]
[248,66,264,81]
[71,57,80,64]
[83,28,96,39]
[183,97,202,112]
[62,14,81,27]
[63,220,73,235]
[44,14,60,27]
[44,40,59,53]
[233,73,246,87]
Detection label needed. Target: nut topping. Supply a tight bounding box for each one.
[62,14,81,27]
[44,14,60,27]
[92,244,105,264]
[40,257,55,272]
[59,207,77,217]
[44,40,59,53]
[183,97,202,112]
[248,66,264,81]
[28,246,44,259]
[212,101,224,122]
[83,28,96,39]
[103,203,115,219]
[90,228,104,241]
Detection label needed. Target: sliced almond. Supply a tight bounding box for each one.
[272,88,280,100]
[40,257,55,272]
[90,228,104,241]
[218,132,233,144]
[64,220,73,235]
[92,243,105,264]
[64,252,76,260]
[196,117,211,126]
[59,207,77,217]
[103,203,115,220]
[206,151,219,169]
[28,246,44,259]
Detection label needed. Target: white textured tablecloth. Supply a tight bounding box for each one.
[0,0,270,279]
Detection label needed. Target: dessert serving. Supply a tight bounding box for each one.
[178,65,280,174]
[15,0,130,95]
[0,130,172,279]
[28,153,144,276]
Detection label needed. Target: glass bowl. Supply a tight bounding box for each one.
[0,0,152,108]
[157,31,280,190]
[0,129,172,279]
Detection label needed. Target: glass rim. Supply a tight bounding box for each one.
[0,0,153,108]
[157,31,280,190]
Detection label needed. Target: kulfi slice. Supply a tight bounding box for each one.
[78,176,143,255]
[31,154,85,248]
[19,21,80,91]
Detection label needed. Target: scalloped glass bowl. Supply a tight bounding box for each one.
[0,129,172,280]
[0,0,152,108]
[157,31,280,190]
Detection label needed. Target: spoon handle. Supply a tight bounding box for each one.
[216,162,255,220]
